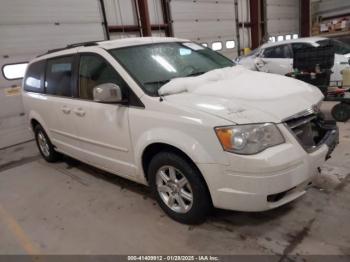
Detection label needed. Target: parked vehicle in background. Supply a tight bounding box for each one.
[236,37,350,86]
[23,37,338,224]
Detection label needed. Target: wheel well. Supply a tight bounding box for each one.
[30,119,40,130]
[142,143,213,205]
[142,143,202,179]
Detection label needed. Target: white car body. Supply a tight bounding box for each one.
[237,37,350,85]
[22,37,337,214]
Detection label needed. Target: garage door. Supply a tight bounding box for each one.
[0,0,106,149]
[169,0,238,59]
[266,0,300,40]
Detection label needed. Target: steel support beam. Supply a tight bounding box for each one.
[99,0,110,40]
[250,0,261,49]
[137,0,152,36]
[300,0,311,37]
[234,0,241,55]
[161,0,173,37]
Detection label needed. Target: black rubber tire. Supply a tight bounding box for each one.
[331,103,350,122]
[148,151,212,224]
[34,124,61,162]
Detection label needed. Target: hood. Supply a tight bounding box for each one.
[159,66,323,124]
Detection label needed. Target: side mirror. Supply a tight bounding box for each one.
[93,83,123,103]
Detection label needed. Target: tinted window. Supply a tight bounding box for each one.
[110,42,234,96]
[79,54,128,100]
[292,43,313,57]
[23,61,45,93]
[45,56,74,97]
[263,45,292,58]
[317,39,350,55]
[292,43,312,51]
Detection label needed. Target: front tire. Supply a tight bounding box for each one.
[34,125,61,162]
[148,152,212,224]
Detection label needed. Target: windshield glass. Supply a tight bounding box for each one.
[317,39,350,55]
[110,42,234,96]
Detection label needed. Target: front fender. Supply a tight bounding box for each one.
[133,127,230,178]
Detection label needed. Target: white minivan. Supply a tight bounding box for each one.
[237,37,350,85]
[22,37,338,224]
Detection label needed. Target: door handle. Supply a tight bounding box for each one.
[73,108,86,117]
[61,106,71,114]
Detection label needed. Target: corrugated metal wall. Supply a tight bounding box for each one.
[105,0,140,39]
[105,0,139,26]
[237,0,251,51]
[169,0,248,59]
[266,0,300,38]
[105,0,166,39]
[312,0,350,18]
[149,0,167,37]
[0,0,106,148]
[105,0,249,56]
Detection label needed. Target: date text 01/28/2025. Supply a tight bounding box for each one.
[127,255,219,261]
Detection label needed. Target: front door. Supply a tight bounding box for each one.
[72,53,135,178]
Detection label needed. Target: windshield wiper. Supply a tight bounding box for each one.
[144,71,206,86]
[185,71,206,77]
[144,79,171,85]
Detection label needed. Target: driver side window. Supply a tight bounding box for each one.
[78,54,127,100]
[263,45,292,59]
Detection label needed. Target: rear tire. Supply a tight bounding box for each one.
[34,125,61,162]
[331,103,350,122]
[148,151,212,224]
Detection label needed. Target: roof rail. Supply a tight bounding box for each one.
[37,41,100,57]
[66,41,99,49]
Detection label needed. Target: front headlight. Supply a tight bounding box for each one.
[215,123,285,155]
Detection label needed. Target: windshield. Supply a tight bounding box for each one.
[317,39,350,55]
[110,42,234,96]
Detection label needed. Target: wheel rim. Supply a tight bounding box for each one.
[37,131,50,157]
[156,165,193,214]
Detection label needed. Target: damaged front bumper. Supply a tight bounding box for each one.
[285,114,339,161]
[321,120,339,159]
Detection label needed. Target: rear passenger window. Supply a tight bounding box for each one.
[79,54,127,100]
[24,61,45,93]
[45,56,74,97]
[263,45,292,59]
[292,43,312,52]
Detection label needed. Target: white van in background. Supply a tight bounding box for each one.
[236,37,350,85]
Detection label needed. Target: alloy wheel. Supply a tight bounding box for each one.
[37,131,50,157]
[156,165,193,214]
